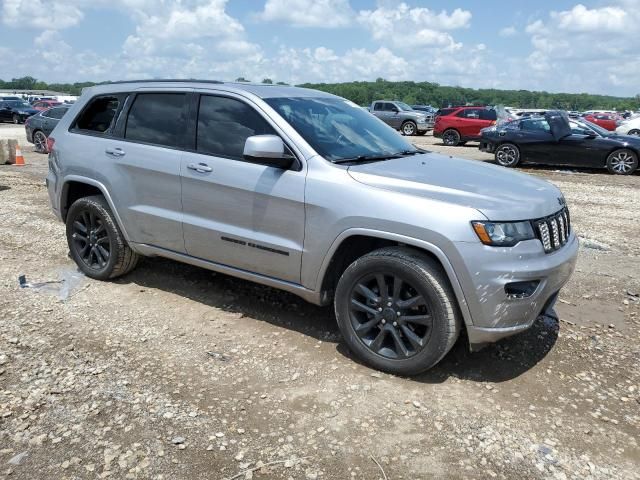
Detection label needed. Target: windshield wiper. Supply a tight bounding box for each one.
[333,153,403,164]
[333,149,423,165]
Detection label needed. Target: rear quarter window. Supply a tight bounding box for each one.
[73,95,124,134]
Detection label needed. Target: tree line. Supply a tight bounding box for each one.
[2,76,639,111]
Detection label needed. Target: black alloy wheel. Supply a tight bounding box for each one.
[442,129,460,146]
[349,272,432,359]
[70,209,111,271]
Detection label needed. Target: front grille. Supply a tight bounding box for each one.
[534,207,571,253]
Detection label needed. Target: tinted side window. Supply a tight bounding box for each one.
[437,108,456,116]
[125,93,186,148]
[480,109,497,121]
[457,108,482,119]
[373,103,383,111]
[384,103,396,111]
[521,119,551,132]
[44,107,66,119]
[197,95,275,160]
[75,96,121,133]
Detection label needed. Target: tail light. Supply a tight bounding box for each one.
[46,136,55,152]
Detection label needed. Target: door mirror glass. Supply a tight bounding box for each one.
[243,135,294,169]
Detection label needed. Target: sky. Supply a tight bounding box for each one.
[0,0,639,96]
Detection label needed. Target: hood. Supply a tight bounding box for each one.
[545,110,572,141]
[347,152,564,221]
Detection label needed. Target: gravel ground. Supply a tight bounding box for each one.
[1,128,639,479]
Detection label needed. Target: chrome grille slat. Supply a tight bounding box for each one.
[534,207,571,253]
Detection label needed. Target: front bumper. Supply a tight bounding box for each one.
[452,233,579,347]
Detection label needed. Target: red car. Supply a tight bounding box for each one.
[583,113,618,131]
[31,99,62,111]
[433,106,497,146]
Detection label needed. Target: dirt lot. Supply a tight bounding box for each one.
[1,126,639,480]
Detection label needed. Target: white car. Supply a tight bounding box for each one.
[616,115,640,136]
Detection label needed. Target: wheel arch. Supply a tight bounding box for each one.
[60,176,132,242]
[316,229,474,329]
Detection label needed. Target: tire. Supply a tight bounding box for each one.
[12,114,20,124]
[442,129,460,146]
[628,129,640,137]
[66,195,139,280]
[334,247,461,376]
[33,130,48,153]
[401,121,417,136]
[606,149,638,175]
[495,143,520,167]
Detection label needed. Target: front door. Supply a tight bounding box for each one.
[181,94,306,283]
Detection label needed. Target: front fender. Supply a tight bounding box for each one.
[315,228,474,329]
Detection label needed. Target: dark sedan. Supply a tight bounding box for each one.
[25,105,69,153]
[0,100,39,124]
[479,111,639,175]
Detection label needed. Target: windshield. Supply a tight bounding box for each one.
[579,119,610,136]
[7,101,31,109]
[265,97,418,162]
[396,102,414,111]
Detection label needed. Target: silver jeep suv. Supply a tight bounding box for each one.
[47,80,578,375]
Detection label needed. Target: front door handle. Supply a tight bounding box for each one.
[187,162,213,173]
[105,147,125,157]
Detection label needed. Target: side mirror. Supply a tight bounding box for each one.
[243,135,295,169]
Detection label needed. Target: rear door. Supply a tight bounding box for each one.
[180,93,306,283]
[454,108,484,138]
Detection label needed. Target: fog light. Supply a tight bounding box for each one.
[505,280,540,299]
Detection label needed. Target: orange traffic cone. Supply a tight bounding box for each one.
[14,144,25,166]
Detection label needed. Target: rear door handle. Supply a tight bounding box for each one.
[105,147,125,157]
[187,162,213,173]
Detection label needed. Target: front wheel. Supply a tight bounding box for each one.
[606,149,638,175]
[334,247,461,376]
[12,114,20,124]
[495,143,520,167]
[442,129,460,146]
[66,195,139,280]
[401,121,417,136]
[628,129,640,137]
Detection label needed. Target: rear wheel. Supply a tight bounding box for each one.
[442,129,460,146]
[334,247,461,376]
[628,129,640,136]
[66,195,139,280]
[401,121,417,136]
[495,143,520,167]
[12,114,19,124]
[33,130,48,153]
[606,149,638,175]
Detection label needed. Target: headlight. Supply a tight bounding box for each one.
[471,221,535,247]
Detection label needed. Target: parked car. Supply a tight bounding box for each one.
[1,96,22,101]
[433,106,498,146]
[32,99,63,111]
[615,115,640,136]
[0,100,39,124]
[47,81,578,375]
[480,111,639,175]
[25,105,70,153]
[582,113,619,131]
[370,100,431,135]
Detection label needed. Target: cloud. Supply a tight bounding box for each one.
[553,4,630,33]
[258,0,353,28]
[2,0,84,29]
[358,3,470,50]
[499,26,517,37]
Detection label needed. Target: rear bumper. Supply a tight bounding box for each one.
[479,140,495,153]
[25,126,34,143]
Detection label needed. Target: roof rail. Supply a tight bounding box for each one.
[104,79,224,85]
